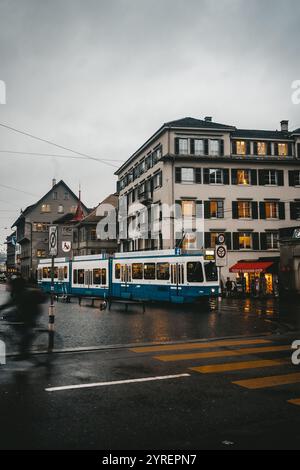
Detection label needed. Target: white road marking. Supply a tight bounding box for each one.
[45,373,191,392]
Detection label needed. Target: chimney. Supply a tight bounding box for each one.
[52,178,56,187]
[280,120,289,132]
[205,116,212,122]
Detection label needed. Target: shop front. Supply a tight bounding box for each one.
[229,260,278,296]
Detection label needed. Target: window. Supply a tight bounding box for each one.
[265,170,278,185]
[144,263,155,280]
[73,270,78,284]
[58,267,64,281]
[194,139,205,156]
[41,204,51,213]
[236,141,246,155]
[204,262,218,281]
[265,202,278,219]
[238,201,251,218]
[78,269,84,284]
[132,263,143,279]
[294,171,300,186]
[58,205,64,214]
[36,249,46,258]
[52,192,58,200]
[153,172,162,189]
[182,232,197,250]
[115,263,121,279]
[43,267,50,278]
[181,168,194,183]
[93,269,101,285]
[156,262,170,280]
[210,140,220,156]
[33,223,49,232]
[239,232,252,249]
[210,200,224,218]
[179,138,188,154]
[257,142,266,155]
[64,192,70,200]
[237,169,250,185]
[90,229,97,241]
[209,232,220,248]
[64,266,68,279]
[187,262,204,282]
[181,200,196,217]
[266,232,279,249]
[278,143,288,156]
[209,169,223,184]
[70,205,77,213]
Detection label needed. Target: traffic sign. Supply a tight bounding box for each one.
[216,233,225,245]
[49,226,58,256]
[215,244,227,267]
[62,241,71,253]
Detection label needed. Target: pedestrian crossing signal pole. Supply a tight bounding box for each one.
[48,226,58,351]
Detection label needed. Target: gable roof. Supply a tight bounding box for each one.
[232,128,291,140]
[74,193,118,226]
[292,128,300,135]
[165,116,235,130]
[11,179,89,227]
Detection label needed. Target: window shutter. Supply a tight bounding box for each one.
[297,143,300,158]
[204,201,211,219]
[252,232,260,250]
[267,142,272,156]
[116,181,121,193]
[246,141,251,155]
[195,168,201,184]
[196,201,203,219]
[190,139,195,155]
[274,143,279,156]
[279,202,285,220]
[251,169,258,185]
[175,138,179,155]
[232,141,237,155]
[233,233,239,250]
[251,202,258,219]
[223,169,229,185]
[204,232,211,248]
[175,200,182,218]
[288,170,295,186]
[253,142,258,155]
[277,170,284,186]
[288,143,293,156]
[231,169,238,185]
[232,201,239,219]
[259,202,266,219]
[203,168,210,184]
[290,202,297,220]
[220,140,224,156]
[175,167,181,183]
[260,233,268,251]
[204,139,209,156]
[258,170,265,185]
[225,232,232,250]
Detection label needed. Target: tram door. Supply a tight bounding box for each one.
[84,270,92,288]
[170,263,184,297]
[120,264,132,296]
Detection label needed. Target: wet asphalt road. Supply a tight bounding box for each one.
[1,284,300,352]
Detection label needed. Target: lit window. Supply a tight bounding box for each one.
[265,202,278,219]
[236,141,246,155]
[179,139,188,154]
[41,204,51,213]
[36,249,46,258]
[181,200,195,217]
[266,232,279,249]
[210,140,220,156]
[257,142,266,155]
[70,205,77,213]
[132,263,143,279]
[209,169,223,184]
[156,263,170,280]
[182,232,197,250]
[144,263,155,280]
[210,200,224,218]
[237,169,250,185]
[58,205,64,213]
[278,143,288,156]
[194,139,204,156]
[238,201,251,218]
[181,168,194,183]
[239,232,252,249]
[210,232,219,248]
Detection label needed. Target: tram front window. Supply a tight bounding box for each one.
[187,262,204,283]
[205,262,218,281]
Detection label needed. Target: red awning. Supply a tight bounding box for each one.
[229,261,274,274]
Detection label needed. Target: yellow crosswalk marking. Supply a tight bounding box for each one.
[155,345,290,362]
[233,372,300,389]
[287,398,300,406]
[130,338,270,353]
[190,358,288,374]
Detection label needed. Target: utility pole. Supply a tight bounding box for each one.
[48,225,58,351]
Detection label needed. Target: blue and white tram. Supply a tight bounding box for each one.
[37,250,219,303]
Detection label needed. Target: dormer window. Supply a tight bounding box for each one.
[236,141,246,155]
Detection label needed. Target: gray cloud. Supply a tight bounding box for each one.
[0,0,299,248]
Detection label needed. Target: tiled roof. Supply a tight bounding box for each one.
[232,129,291,139]
[165,117,235,130]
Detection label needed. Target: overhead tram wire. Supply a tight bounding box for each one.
[0,150,124,163]
[0,183,39,197]
[0,122,120,168]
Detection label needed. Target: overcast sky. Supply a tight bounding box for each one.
[0,0,299,251]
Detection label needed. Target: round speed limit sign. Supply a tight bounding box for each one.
[217,233,225,245]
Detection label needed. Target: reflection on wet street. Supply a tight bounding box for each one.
[1,284,300,351]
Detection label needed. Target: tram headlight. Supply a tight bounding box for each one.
[211,288,216,293]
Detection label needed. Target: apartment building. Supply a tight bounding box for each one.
[115,117,300,292]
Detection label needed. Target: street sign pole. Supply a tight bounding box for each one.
[48,226,58,351]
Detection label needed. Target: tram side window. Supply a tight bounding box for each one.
[157,262,170,280]
[115,263,121,280]
[78,269,84,284]
[102,268,107,285]
[144,263,155,280]
[93,268,101,285]
[42,267,48,279]
[73,270,78,284]
[132,263,143,280]
[205,262,218,281]
[64,266,68,279]
[187,262,204,283]
[58,267,64,281]
[54,267,58,279]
